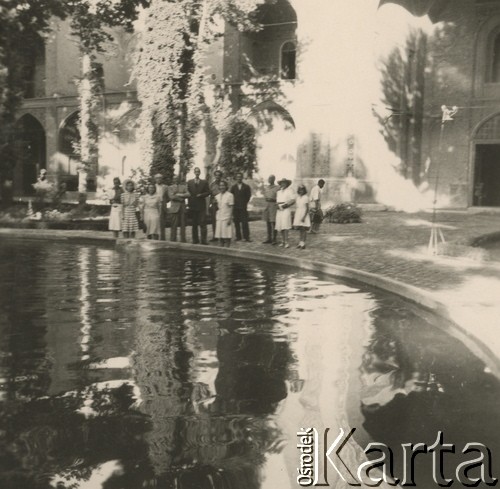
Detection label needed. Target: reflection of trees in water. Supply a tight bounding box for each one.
[132,257,293,488]
[359,300,500,485]
[214,262,292,413]
[0,243,52,403]
[360,303,450,441]
[209,263,292,487]
[0,244,152,488]
[0,246,295,489]
[0,364,149,488]
[132,251,189,478]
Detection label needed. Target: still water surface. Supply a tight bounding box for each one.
[0,240,499,489]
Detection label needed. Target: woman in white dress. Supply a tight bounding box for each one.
[275,178,295,248]
[140,183,162,240]
[108,177,123,238]
[215,180,234,247]
[293,184,311,249]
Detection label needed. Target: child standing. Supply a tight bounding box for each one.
[215,180,234,247]
[293,184,311,249]
[121,179,140,238]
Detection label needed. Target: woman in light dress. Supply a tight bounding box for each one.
[275,178,295,248]
[140,183,163,240]
[108,177,123,238]
[215,180,234,247]
[293,184,311,249]
[121,179,140,238]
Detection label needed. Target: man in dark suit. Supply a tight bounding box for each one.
[230,172,252,242]
[187,167,210,244]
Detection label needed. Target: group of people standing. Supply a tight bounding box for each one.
[108,168,253,245]
[262,175,325,249]
[108,174,190,241]
[108,169,325,250]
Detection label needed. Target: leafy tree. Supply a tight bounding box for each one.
[0,0,148,199]
[219,117,257,178]
[150,109,177,181]
[134,0,265,179]
[376,28,427,184]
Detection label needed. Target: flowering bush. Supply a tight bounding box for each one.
[43,209,71,221]
[323,203,362,224]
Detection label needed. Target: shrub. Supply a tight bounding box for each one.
[324,203,362,223]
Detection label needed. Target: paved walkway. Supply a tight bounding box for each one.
[238,210,500,290]
[2,210,500,364]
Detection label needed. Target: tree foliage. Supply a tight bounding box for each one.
[65,0,148,194]
[0,0,149,195]
[134,0,265,179]
[219,117,257,178]
[1,0,287,194]
[376,28,427,182]
[150,110,177,181]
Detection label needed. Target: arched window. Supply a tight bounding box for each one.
[281,41,296,80]
[491,32,500,82]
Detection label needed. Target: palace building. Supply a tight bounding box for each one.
[9,0,500,208]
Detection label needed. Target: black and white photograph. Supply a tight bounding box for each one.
[1,0,500,487]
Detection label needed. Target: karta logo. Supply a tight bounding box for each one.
[296,428,498,487]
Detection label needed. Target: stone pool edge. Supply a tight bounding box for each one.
[157,240,500,378]
[2,227,499,377]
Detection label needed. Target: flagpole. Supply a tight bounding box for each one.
[427,105,457,255]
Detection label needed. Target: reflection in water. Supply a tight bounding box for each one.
[0,241,499,488]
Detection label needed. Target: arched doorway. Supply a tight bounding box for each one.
[247,100,296,180]
[13,114,46,195]
[473,113,500,206]
[58,112,81,192]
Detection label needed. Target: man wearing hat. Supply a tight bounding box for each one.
[154,173,169,240]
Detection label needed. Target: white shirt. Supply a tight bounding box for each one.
[310,184,322,203]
